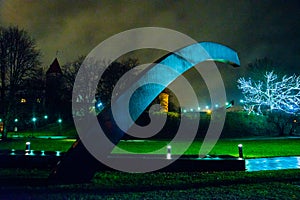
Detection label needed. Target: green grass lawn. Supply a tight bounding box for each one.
[1,137,300,158]
[114,138,300,158]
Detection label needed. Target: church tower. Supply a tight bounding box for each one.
[45,58,63,121]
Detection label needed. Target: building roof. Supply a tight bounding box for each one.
[46,58,62,75]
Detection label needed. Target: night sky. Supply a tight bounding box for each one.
[0,0,299,106]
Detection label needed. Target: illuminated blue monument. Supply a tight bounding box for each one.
[49,42,240,183]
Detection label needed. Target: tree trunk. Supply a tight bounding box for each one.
[289,125,296,136]
[1,124,7,140]
[277,124,285,136]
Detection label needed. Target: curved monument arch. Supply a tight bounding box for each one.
[49,42,240,183]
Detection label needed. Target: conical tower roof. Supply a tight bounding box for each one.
[46,58,62,75]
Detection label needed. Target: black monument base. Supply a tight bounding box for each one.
[0,150,64,169]
[0,150,245,173]
[97,154,245,172]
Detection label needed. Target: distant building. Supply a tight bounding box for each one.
[45,58,64,120]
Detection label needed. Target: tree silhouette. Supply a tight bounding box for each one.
[62,57,139,117]
[0,26,40,139]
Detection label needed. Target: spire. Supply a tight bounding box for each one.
[46,58,62,75]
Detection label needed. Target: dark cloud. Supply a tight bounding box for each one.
[1,0,299,68]
[0,0,299,105]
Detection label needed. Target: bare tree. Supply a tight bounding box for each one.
[238,71,300,136]
[97,58,139,106]
[238,71,300,115]
[62,57,139,117]
[0,26,40,139]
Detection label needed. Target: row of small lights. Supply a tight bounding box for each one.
[0,116,62,123]
[166,144,244,159]
[182,102,232,113]
[11,142,243,159]
[9,142,61,156]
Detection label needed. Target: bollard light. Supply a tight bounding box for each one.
[56,151,61,156]
[25,142,30,153]
[10,149,15,155]
[41,150,45,156]
[167,145,172,159]
[238,144,243,158]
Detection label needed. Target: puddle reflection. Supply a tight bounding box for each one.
[246,156,300,172]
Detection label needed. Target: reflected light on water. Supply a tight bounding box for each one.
[246,156,300,172]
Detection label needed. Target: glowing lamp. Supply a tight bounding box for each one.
[10,149,15,155]
[166,145,171,159]
[238,144,243,158]
[206,109,212,114]
[25,142,30,155]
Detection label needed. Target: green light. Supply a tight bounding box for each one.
[58,118,62,123]
[0,118,2,122]
[14,118,18,123]
[44,115,48,119]
[32,117,37,122]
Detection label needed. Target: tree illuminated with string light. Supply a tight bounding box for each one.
[238,71,300,115]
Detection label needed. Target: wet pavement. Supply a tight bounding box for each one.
[246,156,300,172]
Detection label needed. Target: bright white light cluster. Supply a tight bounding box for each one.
[238,71,300,115]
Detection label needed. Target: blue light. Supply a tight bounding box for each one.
[97,102,103,108]
[32,117,37,122]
